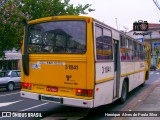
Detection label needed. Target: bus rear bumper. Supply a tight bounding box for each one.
[21,91,94,108]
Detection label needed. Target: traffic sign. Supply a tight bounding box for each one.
[153,42,160,47]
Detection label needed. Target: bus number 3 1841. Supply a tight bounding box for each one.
[102,66,111,73]
[65,65,78,70]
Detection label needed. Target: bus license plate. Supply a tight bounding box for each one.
[41,96,63,103]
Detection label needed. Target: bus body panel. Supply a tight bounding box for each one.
[126,62,134,74]
[26,56,87,89]
[127,74,134,91]
[93,80,114,107]
[112,30,120,40]
[95,62,114,83]
[21,91,94,108]
[93,62,114,107]
[121,62,127,76]
[22,59,87,97]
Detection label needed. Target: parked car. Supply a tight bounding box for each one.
[0,70,21,91]
[150,64,157,71]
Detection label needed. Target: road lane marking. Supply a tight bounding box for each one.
[0,99,24,107]
[0,92,20,97]
[19,103,48,112]
[150,72,160,75]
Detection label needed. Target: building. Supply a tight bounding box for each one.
[0,49,21,71]
[127,23,160,66]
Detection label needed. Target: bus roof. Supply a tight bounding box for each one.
[28,15,93,25]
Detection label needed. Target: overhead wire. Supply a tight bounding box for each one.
[153,0,160,11]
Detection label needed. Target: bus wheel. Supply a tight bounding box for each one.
[120,80,128,104]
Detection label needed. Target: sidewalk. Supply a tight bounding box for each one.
[113,79,160,120]
[126,80,160,120]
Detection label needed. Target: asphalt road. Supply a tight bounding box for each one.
[0,70,159,120]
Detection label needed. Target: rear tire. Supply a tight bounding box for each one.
[140,82,145,87]
[7,82,14,91]
[120,80,128,104]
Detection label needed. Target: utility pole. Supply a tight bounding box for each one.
[149,31,153,64]
[115,18,118,30]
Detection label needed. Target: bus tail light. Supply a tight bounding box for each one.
[76,89,93,97]
[22,82,32,90]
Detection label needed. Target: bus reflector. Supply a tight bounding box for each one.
[83,102,87,105]
[87,19,90,23]
[22,82,32,90]
[76,89,93,97]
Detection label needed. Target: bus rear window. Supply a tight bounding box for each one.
[28,20,86,54]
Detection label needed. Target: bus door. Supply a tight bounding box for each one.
[113,39,120,98]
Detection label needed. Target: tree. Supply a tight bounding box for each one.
[0,0,26,56]
[0,0,94,57]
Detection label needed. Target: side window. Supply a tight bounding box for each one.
[126,38,129,48]
[95,25,112,60]
[96,26,103,60]
[133,41,136,60]
[137,43,140,60]
[133,42,140,61]
[139,44,143,60]
[126,39,133,60]
[133,41,137,51]
[143,46,147,59]
[103,29,112,59]
[120,35,126,61]
[11,71,18,77]
[128,39,133,50]
[137,44,140,51]
[17,71,20,77]
[120,36,125,48]
[140,44,143,51]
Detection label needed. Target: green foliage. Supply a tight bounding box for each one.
[20,0,94,20]
[0,0,94,57]
[0,0,25,56]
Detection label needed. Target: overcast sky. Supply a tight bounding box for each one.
[70,0,160,31]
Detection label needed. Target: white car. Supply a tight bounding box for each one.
[0,70,21,91]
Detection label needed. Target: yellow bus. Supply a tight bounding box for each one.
[21,16,150,108]
[157,58,160,68]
